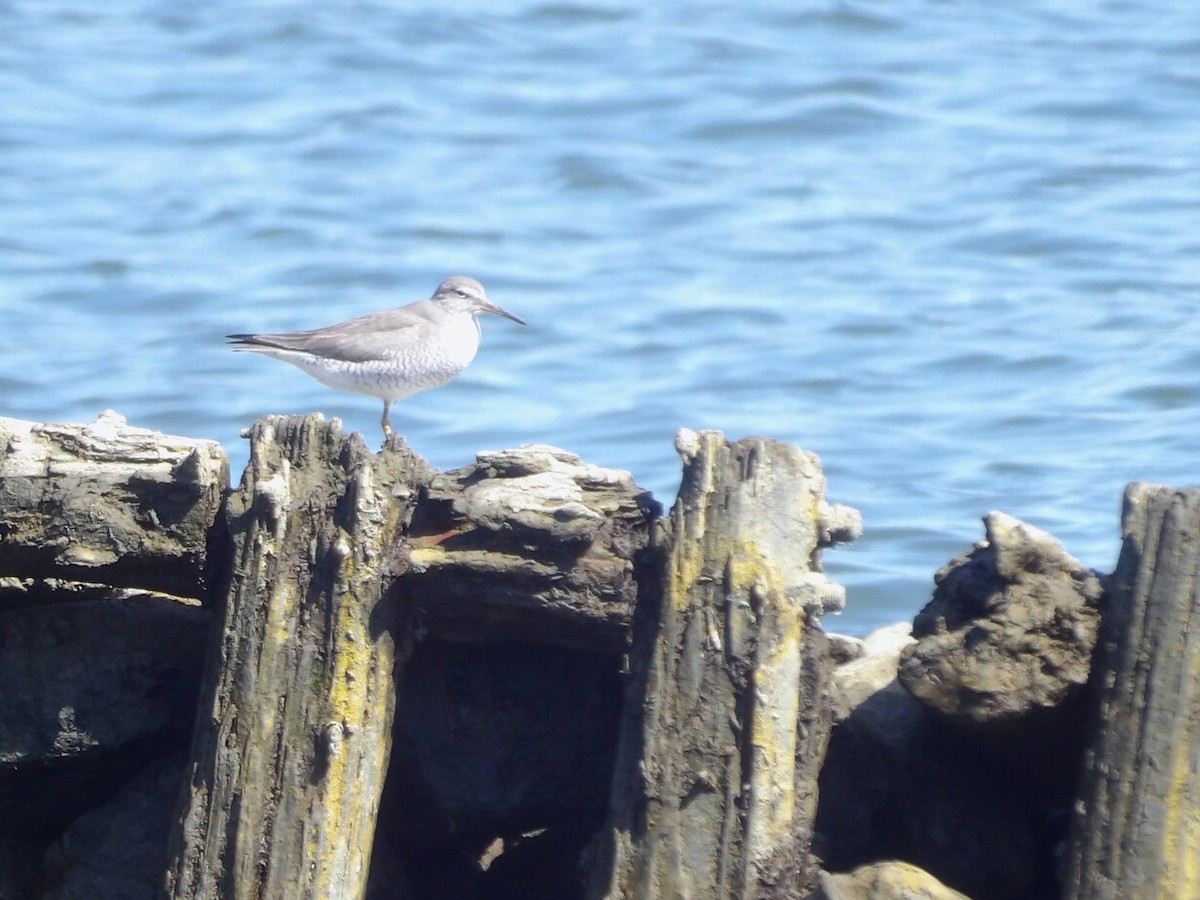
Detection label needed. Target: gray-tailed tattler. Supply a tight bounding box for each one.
[228,275,524,437]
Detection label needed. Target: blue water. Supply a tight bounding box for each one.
[3,1,1199,636]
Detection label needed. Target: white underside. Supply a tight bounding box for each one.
[245,314,482,402]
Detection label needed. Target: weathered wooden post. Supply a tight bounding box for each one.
[164,415,432,900]
[0,410,227,598]
[1063,483,1200,899]
[589,429,860,899]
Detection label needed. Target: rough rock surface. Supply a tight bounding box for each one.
[0,411,229,600]
[815,861,972,900]
[0,578,208,881]
[898,510,1101,756]
[406,444,660,651]
[2,410,1129,900]
[817,624,924,879]
[825,631,868,666]
[829,623,915,723]
[882,512,1100,896]
[819,609,1066,900]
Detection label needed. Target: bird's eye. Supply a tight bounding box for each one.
[454,288,469,298]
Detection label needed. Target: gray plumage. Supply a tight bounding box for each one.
[228,275,524,437]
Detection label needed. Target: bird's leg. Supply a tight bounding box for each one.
[381,400,393,437]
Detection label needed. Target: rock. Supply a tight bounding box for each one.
[815,861,972,900]
[407,444,660,651]
[0,411,229,600]
[166,415,429,900]
[830,623,916,723]
[817,624,924,874]
[862,621,916,655]
[818,512,1098,898]
[896,511,1101,788]
[824,631,866,666]
[899,512,1101,723]
[818,618,1055,900]
[1063,484,1200,899]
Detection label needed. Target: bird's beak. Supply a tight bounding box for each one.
[482,300,526,325]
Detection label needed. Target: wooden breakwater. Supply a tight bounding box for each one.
[0,410,1197,900]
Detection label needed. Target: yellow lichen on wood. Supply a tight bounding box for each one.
[166,416,425,900]
[266,578,300,664]
[407,545,448,572]
[1064,485,1200,900]
[734,544,809,878]
[595,431,841,898]
[1160,637,1200,897]
[307,464,402,900]
[667,512,710,614]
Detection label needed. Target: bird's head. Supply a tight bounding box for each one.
[434,276,526,325]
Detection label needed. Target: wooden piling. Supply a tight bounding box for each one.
[1063,483,1200,899]
[164,415,432,900]
[589,429,859,899]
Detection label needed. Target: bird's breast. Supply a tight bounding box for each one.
[379,312,481,392]
[427,313,482,368]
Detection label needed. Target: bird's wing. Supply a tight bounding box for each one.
[229,302,440,362]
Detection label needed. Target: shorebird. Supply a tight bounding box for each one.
[228,275,525,437]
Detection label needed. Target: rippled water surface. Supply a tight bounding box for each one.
[3,1,1199,634]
